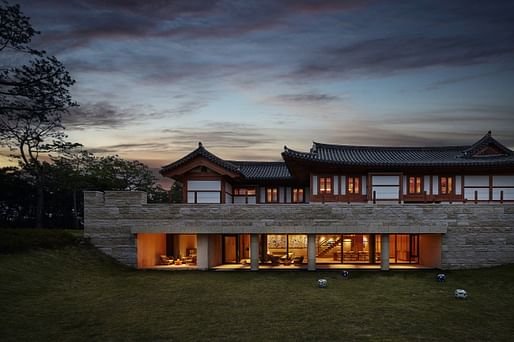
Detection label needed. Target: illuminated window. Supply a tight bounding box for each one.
[292,188,304,203]
[319,177,332,194]
[233,187,256,196]
[347,176,360,194]
[408,176,423,194]
[266,187,278,203]
[440,176,454,195]
[233,188,245,196]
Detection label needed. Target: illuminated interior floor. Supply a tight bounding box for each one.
[212,263,431,271]
[143,263,432,271]
[144,264,198,270]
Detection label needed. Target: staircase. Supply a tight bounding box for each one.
[317,238,341,258]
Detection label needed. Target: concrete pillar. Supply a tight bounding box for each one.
[307,233,316,271]
[380,234,390,271]
[250,234,259,271]
[197,234,209,270]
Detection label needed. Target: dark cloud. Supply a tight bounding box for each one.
[384,105,514,125]
[274,93,340,103]
[424,68,514,91]
[161,122,277,151]
[63,101,201,130]
[63,102,139,130]
[291,35,514,79]
[21,0,367,51]
[87,142,172,154]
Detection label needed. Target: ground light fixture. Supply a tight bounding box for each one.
[437,273,446,282]
[455,289,468,299]
[318,279,328,288]
[341,270,350,278]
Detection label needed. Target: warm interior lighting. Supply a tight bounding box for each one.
[319,177,332,193]
[408,176,422,194]
[347,176,360,194]
[440,176,453,194]
[266,187,278,202]
[293,188,304,202]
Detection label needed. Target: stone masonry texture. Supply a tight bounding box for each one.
[84,191,514,269]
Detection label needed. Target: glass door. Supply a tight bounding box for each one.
[222,235,239,264]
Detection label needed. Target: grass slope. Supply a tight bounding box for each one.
[1,236,513,341]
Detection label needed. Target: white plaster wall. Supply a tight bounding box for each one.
[196,192,220,203]
[493,175,514,186]
[373,187,399,199]
[464,188,489,201]
[333,176,339,195]
[424,176,430,193]
[361,176,366,195]
[187,192,194,203]
[286,187,292,203]
[312,175,318,195]
[187,180,221,191]
[432,176,439,195]
[341,176,346,194]
[279,187,285,203]
[260,187,265,203]
[455,176,462,195]
[372,175,400,185]
[464,175,488,187]
[492,188,514,200]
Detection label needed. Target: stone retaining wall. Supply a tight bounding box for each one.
[84,191,514,269]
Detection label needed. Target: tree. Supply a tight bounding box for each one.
[0,166,36,227]
[169,182,183,203]
[87,155,155,192]
[0,1,77,227]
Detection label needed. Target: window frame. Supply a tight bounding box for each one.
[407,176,423,195]
[439,176,455,195]
[318,176,333,195]
[266,187,279,203]
[346,176,361,195]
[292,187,305,203]
[233,187,257,203]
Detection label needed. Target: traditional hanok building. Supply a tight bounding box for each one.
[84,132,514,271]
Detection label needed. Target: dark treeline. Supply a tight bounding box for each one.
[0,2,181,228]
[0,151,182,228]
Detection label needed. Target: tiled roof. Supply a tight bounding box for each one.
[160,143,291,180]
[462,131,512,157]
[228,161,292,180]
[282,132,514,167]
[160,142,241,175]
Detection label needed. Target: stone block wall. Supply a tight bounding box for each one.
[84,191,514,269]
[442,206,514,269]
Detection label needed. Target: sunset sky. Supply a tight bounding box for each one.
[5,0,514,171]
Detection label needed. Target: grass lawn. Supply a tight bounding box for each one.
[1,231,514,341]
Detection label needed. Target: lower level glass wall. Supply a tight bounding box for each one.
[137,233,197,268]
[167,234,197,265]
[316,234,372,264]
[375,234,419,264]
[222,234,250,264]
[262,234,307,265]
[315,234,419,264]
